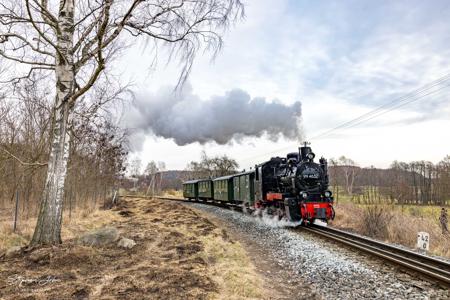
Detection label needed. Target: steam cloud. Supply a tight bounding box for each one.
[126,85,302,149]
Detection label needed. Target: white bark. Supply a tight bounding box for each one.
[31,0,75,246]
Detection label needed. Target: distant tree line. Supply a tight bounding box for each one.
[185,151,239,179]
[124,152,239,194]
[329,155,450,205]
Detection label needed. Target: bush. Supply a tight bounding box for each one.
[360,205,393,239]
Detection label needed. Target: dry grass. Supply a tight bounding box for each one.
[1,197,267,299]
[200,233,264,300]
[331,202,450,257]
[360,205,393,239]
[161,189,183,198]
[165,210,265,300]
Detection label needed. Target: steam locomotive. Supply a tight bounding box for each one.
[183,143,335,224]
[255,143,335,223]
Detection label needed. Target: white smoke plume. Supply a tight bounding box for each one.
[125,84,302,149]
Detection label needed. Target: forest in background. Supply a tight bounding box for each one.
[0,77,128,227]
[329,156,450,205]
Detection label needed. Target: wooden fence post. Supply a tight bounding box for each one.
[13,190,19,232]
[112,190,117,206]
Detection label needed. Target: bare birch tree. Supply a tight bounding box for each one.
[338,156,359,196]
[145,161,158,196]
[1,0,243,246]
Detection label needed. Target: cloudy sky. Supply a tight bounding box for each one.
[118,0,450,171]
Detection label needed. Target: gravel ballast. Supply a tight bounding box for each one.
[187,203,450,299]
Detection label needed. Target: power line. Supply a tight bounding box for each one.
[310,73,450,140]
[239,73,450,164]
[310,80,450,140]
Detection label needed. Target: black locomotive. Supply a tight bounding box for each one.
[254,143,334,222]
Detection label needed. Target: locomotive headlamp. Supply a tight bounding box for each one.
[307,152,315,160]
[301,192,308,199]
[324,191,332,197]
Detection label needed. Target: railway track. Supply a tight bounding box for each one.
[303,225,450,286]
[138,195,450,286]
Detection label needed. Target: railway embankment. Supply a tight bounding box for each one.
[0,197,278,299]
[187,202,450,299]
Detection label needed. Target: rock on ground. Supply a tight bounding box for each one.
[28,248,51,264]
[4,246,21,258]
[78,227,119,247]
[117,237,136,249]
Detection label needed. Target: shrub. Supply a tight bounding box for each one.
[360,205,393,239]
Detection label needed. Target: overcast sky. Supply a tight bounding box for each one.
[118,0,450,171]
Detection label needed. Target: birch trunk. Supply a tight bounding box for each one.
[31,0,74,246]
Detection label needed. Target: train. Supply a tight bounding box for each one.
[183,143,335,224]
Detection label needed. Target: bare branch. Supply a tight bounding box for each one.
[25,0,62,58]
[0,33,54,56]
[1,145,48,166]
[0,66,54,84]
[0,49,54,66]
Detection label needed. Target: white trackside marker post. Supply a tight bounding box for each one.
[417,232,430,253]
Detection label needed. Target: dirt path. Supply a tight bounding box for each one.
[187,205,319,300]
[0,197,280,300]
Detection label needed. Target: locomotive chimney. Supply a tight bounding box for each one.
[299,141,312,161]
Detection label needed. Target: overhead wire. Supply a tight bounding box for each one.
[239,73,450,165]
[310,73,450,140]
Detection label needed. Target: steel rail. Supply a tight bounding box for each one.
[313,226,450,269]
[129,195,450,286]
[303,226,450,286]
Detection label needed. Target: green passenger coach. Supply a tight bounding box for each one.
[213,175,234,201]
[198,179,214,199]
[233,171,255,205]
[183,180,199,200]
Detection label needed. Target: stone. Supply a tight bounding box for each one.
[117,237,136,249]
[5,246,21,258]
[28,248,50,264]
[78,227,120,247]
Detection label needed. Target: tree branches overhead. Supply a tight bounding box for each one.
[1,0,244,90]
